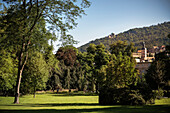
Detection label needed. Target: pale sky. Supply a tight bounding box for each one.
[54,0,170,52]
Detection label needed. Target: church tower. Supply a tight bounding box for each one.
[143,41,147,59]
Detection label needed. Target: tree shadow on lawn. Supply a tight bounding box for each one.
[0,105,170,113]
[52,92,98,96]
[3,103,99,107]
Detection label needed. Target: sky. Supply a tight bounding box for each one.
[54,0,170,51]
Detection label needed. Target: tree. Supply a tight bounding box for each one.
[86,44,96,92]
[145,60,166,90]
[99,41,139,105]
[94,43,109,93]
[0,0,90,104]
[56,46,80,90]
[44,45,61,92]
[0,50,17,96]
[110,40,136,57]
[56,46,77,67]
[21,51,49,98]
[105,41,138,88]
[76,52,90,91]
[64,68,71,90]
[105,52,138,88]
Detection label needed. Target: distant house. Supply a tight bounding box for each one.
[133,43,165,63]
[108,33,115,39]
[133,42,165,75]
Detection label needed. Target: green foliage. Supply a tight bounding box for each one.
[94,43,109,92]
[95,43,109,68]
[64,68,71,89]
[21,51,49,95]
[105,41,138,88]
[0,50,17,95]
[76,52,90,91]
[110,40,128,55]
[99,41,142,105]
[44,45,61,92]
[79,22,170,52]
[136,83,156,104]
[106,53,138,88]
[145,60,166,90]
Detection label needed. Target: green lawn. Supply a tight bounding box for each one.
[0,92,170,113]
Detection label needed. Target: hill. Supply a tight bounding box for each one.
[78,22,170,52]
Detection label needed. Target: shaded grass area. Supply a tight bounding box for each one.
[0,92,170,113]
[1,105,170,113]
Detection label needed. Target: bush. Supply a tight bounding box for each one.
[125,93,145,105]
[164,90,170,97]
[99,85,156,105]
[99,87,146,105]
[120,91,146,105]
[137,83,156,104]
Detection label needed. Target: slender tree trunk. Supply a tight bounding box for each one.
[92,79,95,92]
[14,51,24,104]
[34,86,36,98]
[14,42,29,104]
[95,82,99,94]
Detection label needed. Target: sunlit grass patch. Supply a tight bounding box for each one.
[0,92,170,113]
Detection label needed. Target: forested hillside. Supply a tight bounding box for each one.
[79,22,170,52]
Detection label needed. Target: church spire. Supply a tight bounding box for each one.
[143,39,145,49]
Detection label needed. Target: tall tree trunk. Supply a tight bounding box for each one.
[14,70,22,104]
[13,0,39,103]
[14,50,24,104]
[14,42,28,104]
[14,0,27,104]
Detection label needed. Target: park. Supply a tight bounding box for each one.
[0,0,170,113]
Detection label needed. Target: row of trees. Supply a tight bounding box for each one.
[1,36,169,105]
[0,40,137,95]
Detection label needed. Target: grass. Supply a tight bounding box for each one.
[0,92,170,113]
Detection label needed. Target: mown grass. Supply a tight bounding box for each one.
[0,92,170,113]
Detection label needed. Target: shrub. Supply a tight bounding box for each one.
[137,83,156,104]
[99,87,146,105]
[164,90,170,97]
[99,85,156,105]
